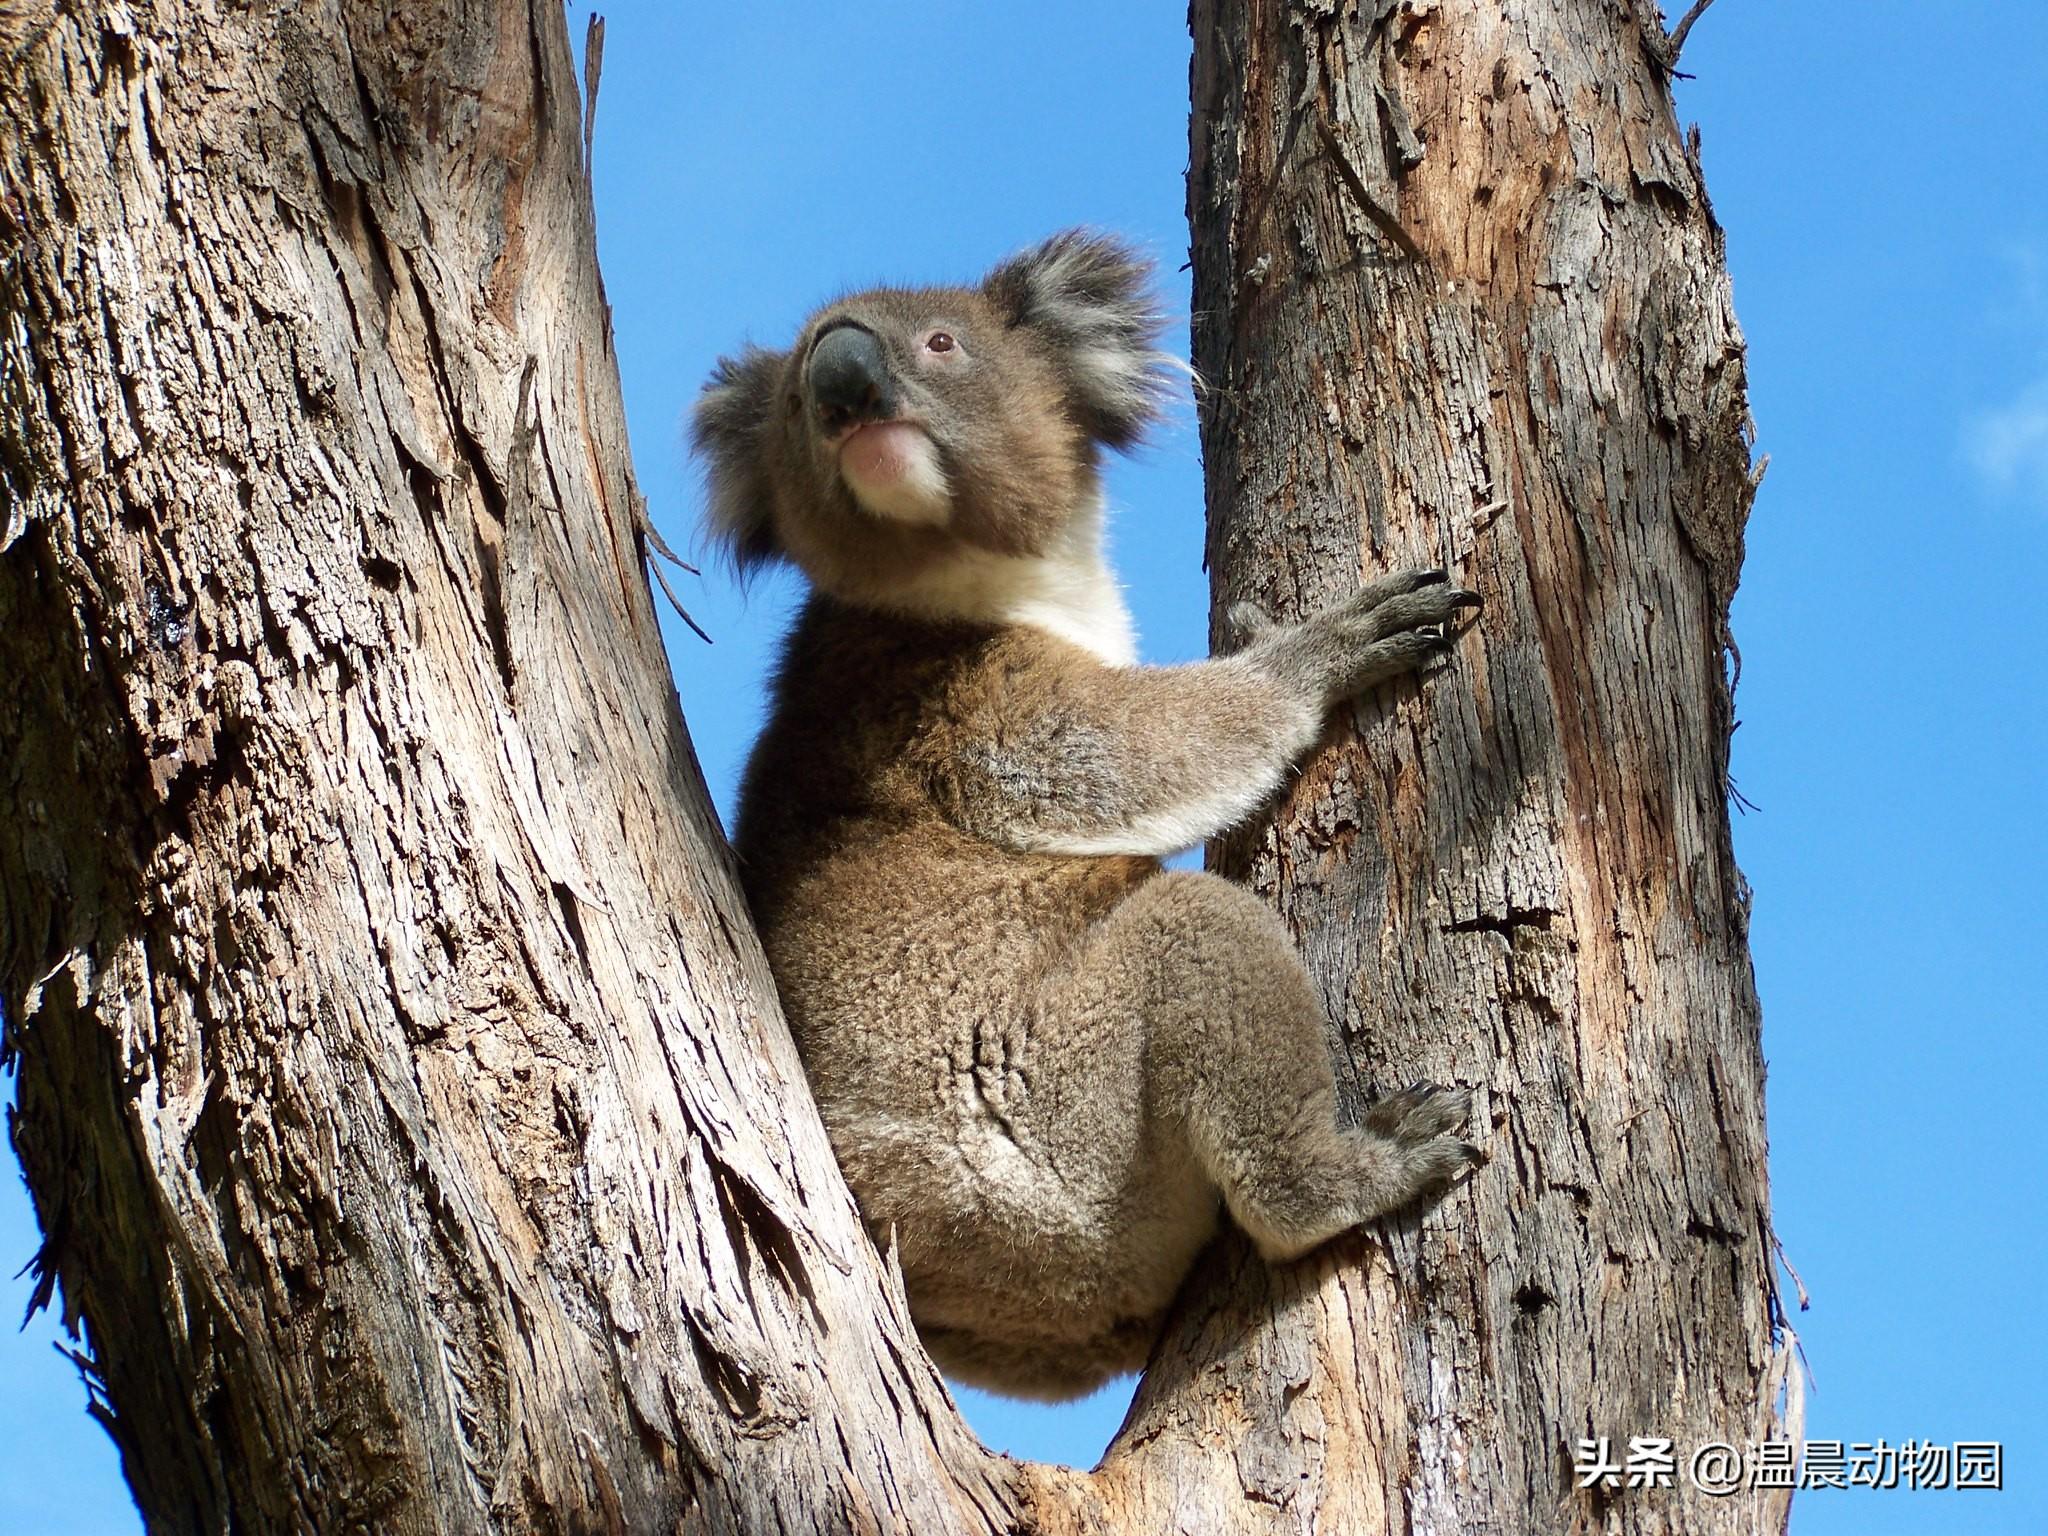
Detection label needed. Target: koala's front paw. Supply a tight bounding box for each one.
[1349,565,1457,611]
[1337,569,1481,645]
[1356,1082,1485,1217]
[1307,569,1482,699]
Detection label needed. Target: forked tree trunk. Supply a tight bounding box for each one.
[0,1,1781,1533]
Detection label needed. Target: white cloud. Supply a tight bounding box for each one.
[1965,377,2048,504]
[1963,242,2048,509]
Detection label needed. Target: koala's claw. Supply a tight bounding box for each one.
[1392,1133,1487,1205]
[1354,566,1449,611]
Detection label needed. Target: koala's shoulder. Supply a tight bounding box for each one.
[917,624,1093,732]
[899,624,1116,815]
[756,599,1124,826]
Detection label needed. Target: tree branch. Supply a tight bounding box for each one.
[1667,0,1720,65]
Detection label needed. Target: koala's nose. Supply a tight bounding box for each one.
[807,324,897,433]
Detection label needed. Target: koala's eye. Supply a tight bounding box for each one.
[923,331,957,355]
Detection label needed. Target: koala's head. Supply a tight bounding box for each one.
[692,232,1174,604]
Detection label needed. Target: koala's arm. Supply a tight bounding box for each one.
[918,569,1477,857]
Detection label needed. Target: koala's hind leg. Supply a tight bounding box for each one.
[1094,871,1478,1262]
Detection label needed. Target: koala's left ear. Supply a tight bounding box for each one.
[691,346,786,575]
[984,230,1176,450]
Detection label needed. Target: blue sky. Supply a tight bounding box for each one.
[5,3,2045,1531]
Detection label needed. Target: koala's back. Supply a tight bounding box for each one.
[733,597,1216,1394]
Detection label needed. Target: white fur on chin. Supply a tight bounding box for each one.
[840,424,953,526]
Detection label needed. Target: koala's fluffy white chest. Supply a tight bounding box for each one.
[879,496,1138,666]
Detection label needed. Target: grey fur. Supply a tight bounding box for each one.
[698,233,1485,1400]
[982,230,1175,447]
[694,346,783,572]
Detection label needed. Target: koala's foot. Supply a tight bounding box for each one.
[1354,1082,1485,1219]
[1363,1080,1469,1140]
[1231,1086,1482,1265]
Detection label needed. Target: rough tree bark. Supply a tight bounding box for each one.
[0,1,1782,1533]
[0,3,1005,1531]
[1130,0,1787,1531]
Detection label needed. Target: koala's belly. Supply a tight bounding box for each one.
[753,829,1212,1355]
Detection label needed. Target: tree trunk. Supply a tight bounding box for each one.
[0,0,1780,1533]
[1114,0,1785,1530]
[0,3,1006,1531]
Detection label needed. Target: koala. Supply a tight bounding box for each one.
[694,232,1483,1401]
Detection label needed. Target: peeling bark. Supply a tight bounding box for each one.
[0,1,1782,1532]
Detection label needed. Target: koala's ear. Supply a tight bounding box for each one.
[691,346,786,574]
[983,230,1175,449]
